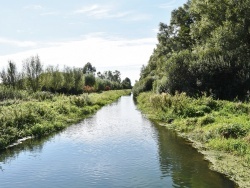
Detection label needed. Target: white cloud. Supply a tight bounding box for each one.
[74,4,130,19]
[24,5,43,10]
[123,14,152,22]
[0,37,37,47]
[159,0,177,9]
[40,11,59,16]
[0,36,156,83]
[74,4,100,14]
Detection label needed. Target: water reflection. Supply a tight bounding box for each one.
[154,122,235,188]
[0,96,235,188]
[0,134,55,170]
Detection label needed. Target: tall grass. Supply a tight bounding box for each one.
[0,89,131,149]
[0,85,29,101]
[137,92,250,159]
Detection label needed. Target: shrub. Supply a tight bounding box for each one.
[219,124,248,139]
[0,86,29,101]
[83,85,95,93]
[31,91,54,101]
[200,115,215,126]
[70,94,91,107]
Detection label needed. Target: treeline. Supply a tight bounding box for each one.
[0,56,132,94]
[133,0,250,100]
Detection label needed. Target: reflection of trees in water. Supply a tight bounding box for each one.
[153,122,235,188]
[0,134,55,170]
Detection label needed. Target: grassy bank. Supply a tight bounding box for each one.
[0,89,131,150]
[137,92,250,188]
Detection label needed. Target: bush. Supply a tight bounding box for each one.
[70,94,91,107]
[0,86,29,101]
[132,77,154,97]
[219,124,248,139]
[200,115,215,126]
[31,91,54,101]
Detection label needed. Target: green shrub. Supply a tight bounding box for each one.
[224,102,249,114]
[55,103,70,114]
[70,94,91,107]
[0,86,29,101]
[31,91,54,101]
[219,124,248,139]
[200,115,215,126]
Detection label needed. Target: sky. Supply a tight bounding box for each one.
[0,0,187,84]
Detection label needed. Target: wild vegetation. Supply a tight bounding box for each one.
[0,57,132,149]
[137,92,250,187]
[133,0,250,100]
[1,57,132,95]
[133,0,250,187]
[0,87,131,150]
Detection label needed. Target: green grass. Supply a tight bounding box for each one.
[0,89,131,149]
[136,92,250,187]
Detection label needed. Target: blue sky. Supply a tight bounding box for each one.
[0,0,187,83]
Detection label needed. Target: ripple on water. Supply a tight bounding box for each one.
[0,96,236,188]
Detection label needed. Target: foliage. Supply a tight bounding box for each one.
[0,61,18,88]
[0,85,29,101]
[0,90,131,150]
[83,85,95,93]
[1,59,132,95]
[82,62,96,74]
[133,0,250,100]
[23,55,43,92]
[219,124,248,139]
[121,77,132,89]
[84,74,96,87]
[136,92,250,160]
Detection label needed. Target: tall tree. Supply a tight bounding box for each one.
[63,66,75,92]
[83,62,96,74]
[0,61,18,88]
[23,55,43,92]
[122,77,132,89]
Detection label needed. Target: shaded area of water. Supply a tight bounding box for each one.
[0,96,235,188]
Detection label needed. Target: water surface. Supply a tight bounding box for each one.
[0,96,235,187]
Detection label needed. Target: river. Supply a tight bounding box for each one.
[0,95,235,188]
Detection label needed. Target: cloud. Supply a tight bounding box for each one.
[24,5,43,10]
[74,4,101,14]
[74,4,130,19]
[123,14,152,22]
[0,36,157,83]
[0,37,37,47]
[40,11,59,16]
[158,0,177,9]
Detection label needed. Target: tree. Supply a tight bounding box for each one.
[23,55,43,92]
[84,74,96,87]
[122,77,132,89]
[112,70,121,83]
[83,62,96,74]
[63,66,75,92]
[73,68,84,93]
[0,61,18,88]
[51,66,64,91]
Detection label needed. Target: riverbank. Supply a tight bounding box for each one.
[0,90,131,150]
[136,92,250,188]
